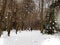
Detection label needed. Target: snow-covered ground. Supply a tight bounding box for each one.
[0,30,60,45]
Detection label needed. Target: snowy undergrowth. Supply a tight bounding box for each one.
[0,30,60,45]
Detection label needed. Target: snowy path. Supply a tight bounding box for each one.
[0,30,60,45]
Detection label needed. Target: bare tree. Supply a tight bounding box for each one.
[40,0,44,32]
[0,0,8,36]
[15,0,35,31]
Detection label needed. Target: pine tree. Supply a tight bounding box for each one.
[44,0,59,34]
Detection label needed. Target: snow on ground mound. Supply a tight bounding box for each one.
[42,37,60,45]
[0,30,60,45]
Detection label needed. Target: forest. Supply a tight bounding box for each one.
[0,0,60,36]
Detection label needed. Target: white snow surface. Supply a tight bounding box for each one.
[0,30,60,45]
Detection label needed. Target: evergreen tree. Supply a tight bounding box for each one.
[44,0,59,34]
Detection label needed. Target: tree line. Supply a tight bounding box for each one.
[0,0,59,36]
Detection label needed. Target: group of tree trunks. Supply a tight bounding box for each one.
[0,0,43,36]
